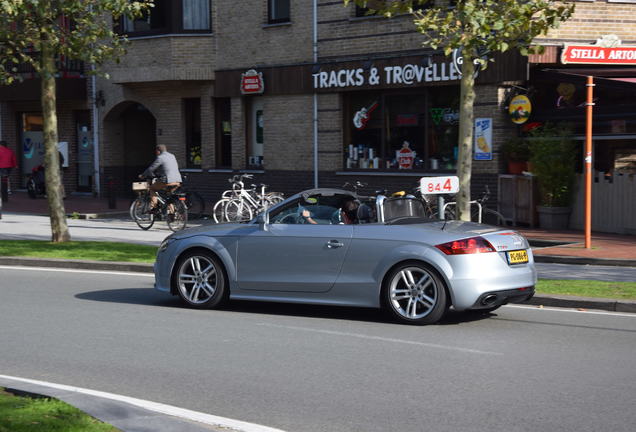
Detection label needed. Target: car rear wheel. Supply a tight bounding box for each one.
[174,251,227,309]
[383,262,447,325]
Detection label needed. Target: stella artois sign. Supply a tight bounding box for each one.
[240,69,265,95]
[562,35,636,65]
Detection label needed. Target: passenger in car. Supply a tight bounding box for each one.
[334,199,359,224]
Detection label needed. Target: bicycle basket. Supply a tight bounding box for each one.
[132,181,149,191]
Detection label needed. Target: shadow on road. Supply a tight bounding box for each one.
[74,288,492,325]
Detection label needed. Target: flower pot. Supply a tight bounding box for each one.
[507,161,527,175]
[537,206,571,230]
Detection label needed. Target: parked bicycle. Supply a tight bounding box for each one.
[442,185,505,225]
[178,173,206,220]
[130,177,188,231]
[212,174,284,223]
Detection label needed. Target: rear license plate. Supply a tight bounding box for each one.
[507,250,529,265]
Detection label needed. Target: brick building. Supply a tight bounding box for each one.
[2,1,635,232]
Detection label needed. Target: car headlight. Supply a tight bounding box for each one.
[159,237,176,252]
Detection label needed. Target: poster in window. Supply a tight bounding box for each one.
[474,118,493,161]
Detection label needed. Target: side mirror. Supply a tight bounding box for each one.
[257,212,269,231]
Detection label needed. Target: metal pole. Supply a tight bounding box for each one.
[312,0,319,189]
[584,76,594,249]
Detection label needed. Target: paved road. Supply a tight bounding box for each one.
[1,267,635,432]
[535,262,636,282]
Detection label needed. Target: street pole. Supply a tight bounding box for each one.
[584,76,594,249]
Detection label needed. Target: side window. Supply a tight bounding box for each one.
[268,0,290,24]
[270,200,302,224]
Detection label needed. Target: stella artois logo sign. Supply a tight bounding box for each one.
[562,35,636,65]
[240,69,264,95]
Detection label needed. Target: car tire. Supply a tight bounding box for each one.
[173,250,227,309]
[382,261,447,325]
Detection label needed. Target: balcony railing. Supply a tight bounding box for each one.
[14,52,84,79]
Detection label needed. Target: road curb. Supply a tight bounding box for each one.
[0,256,153,273]
[533,254,636,267]
[512,294,636,313]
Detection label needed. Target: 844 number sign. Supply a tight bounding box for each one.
[419,176,459,195]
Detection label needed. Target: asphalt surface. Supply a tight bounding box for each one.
[535,263,636,282]
[1,267,635,432]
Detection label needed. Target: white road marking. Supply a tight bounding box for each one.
[504,304,636,318]
[257,323,502,355]
[0,265,154,277]
[0,374,286,432]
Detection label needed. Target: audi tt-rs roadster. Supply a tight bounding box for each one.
[154,188,536,325]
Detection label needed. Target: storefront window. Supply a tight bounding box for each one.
[344,88,459,171]
[183,98,202,168]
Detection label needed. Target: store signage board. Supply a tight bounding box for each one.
[562,35,636,65]
[312,62,461,90]
[240,69,265,94]
[420,176,459,194]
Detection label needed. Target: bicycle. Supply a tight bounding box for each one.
[178,174,206,220]
[212,174,284,223]
[130,178,188,231]
[441,186,505,225]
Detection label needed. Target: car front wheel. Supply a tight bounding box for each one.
[173,251,227,309]
[383,262,447,325]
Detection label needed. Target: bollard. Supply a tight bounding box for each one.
[107,177,117,209]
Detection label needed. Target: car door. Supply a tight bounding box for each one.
[237,215,353,293]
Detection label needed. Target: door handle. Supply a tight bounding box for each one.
[327,240,344,249]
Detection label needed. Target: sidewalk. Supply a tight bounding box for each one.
[3,191,635,265]
[1,190,131,218]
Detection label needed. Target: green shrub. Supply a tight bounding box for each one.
[528,123,577,207]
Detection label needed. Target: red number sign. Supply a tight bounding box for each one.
[419,176,459,194]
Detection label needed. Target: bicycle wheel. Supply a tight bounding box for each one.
[166,198,188,231]
[443,206,456,221]
[130,195,155,230]
[225,199,253,222]
[185,191,205,219]
[212,198,231,223]
[266,192,285,204]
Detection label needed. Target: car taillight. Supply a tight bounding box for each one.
[435,236,496,255]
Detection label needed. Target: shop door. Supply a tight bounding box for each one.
[76,112,93,192]
[20,113,44,186]
[249,98,264,167]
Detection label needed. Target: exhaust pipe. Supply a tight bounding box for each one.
[481,294,498,306]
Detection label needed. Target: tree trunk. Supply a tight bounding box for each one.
[40,41,71,242]
[456,57,476,221]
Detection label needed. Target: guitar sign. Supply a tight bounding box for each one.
[353,101,379,130]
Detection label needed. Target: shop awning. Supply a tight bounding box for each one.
[534,68,636,91]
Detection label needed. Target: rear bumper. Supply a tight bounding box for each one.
[471,287,535,310]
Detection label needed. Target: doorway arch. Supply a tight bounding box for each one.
[103,101,156,195]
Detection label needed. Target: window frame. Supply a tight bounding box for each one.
[267,0,291,24]
[118,0,212,38]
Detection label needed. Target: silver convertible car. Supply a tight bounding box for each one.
[154,189,536,325]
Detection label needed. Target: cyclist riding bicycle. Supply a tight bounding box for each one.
[139,144,182,210]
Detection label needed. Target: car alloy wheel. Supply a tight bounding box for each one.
[174,251,226,309]
[385,262,446,325]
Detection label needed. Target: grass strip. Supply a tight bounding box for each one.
[0,388,120,432]
[536,279,636,300]
[0,240,156,263]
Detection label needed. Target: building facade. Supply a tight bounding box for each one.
[1,1,635,232]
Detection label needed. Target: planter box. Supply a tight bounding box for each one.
[537,206,571,230]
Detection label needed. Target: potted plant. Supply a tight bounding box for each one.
[501,137,530,174]
[528,123,577,229]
